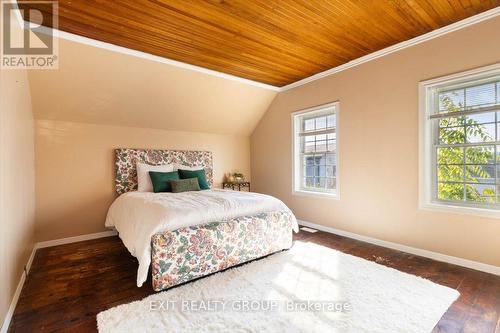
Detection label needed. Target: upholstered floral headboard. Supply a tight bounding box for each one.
[114,148,213,194]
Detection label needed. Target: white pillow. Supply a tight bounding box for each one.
[174,164,204,171]
[136,162,174,192]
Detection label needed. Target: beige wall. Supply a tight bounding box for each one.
[35,120,251,241]
[251,17,500,267]
[0,69,35,325]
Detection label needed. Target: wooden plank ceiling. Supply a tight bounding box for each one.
[20,0,500,87]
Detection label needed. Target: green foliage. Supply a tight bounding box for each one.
[437,96,496,203]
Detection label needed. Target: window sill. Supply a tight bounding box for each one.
[292,189,339,200]
[420,201,500,219]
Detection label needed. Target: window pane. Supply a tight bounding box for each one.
[304,141,315,153]
[304,119,315,131]
[327,139,336,152]
[466,123,495,143]
[439,126,465,144]
[465,83,496,109]
[315,117,326,130]
[314,155,324,165]
[466,112,495,124]
[306,166,314,177]
[437,147,463,164]
[326,178,336,189]
[437,165,464,182]
[317,166,326,177]
[326,165,336,177]
[439,90,464,112]
[438,183,464,201]
[305,177,314,187]
[327,115,336,128]
[465,146,494,164]
[466,184,496,203]
[316,177,326,188]
[316,140,327,152]
[326,153,336,165]
[305,156,315,166]
[465,165,495,183]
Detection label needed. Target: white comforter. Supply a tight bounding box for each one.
[105,189,298,287]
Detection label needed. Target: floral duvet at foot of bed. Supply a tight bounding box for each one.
[151,210,294,291]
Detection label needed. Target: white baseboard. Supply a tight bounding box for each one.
[35,230,118,249]
[1,230,118,333]
[26,245,37,273]
[0,246,37,333]
[0,271,26,333]
[298,220,500,276]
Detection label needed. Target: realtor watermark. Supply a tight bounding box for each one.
[1,0,58,69]
[150,299,351,313]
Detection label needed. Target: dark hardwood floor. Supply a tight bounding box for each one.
[9,230,500,332]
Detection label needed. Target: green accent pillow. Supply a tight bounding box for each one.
[178,169,210,190]
[170,178,201,193]
[149,171,180,193]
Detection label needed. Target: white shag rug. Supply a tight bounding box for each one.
[97,241,459,333]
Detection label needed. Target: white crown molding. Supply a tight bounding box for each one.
[0,230,118,333]
[280,6,500,92]
[298,220,500,276]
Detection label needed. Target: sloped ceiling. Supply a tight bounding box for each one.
[28,38,277,136]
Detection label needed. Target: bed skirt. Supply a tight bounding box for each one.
[151,210,294,291]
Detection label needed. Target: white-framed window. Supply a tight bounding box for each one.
[420,64,500,215]
[292,102,339,198]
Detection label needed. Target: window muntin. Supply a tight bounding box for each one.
[430,76,500,208]
[293,103,338,195]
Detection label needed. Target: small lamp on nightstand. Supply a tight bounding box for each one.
[223,172,250,191]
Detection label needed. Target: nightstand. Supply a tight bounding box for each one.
[223,182,251,192]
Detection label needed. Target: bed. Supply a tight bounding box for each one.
[105,148,298,291]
